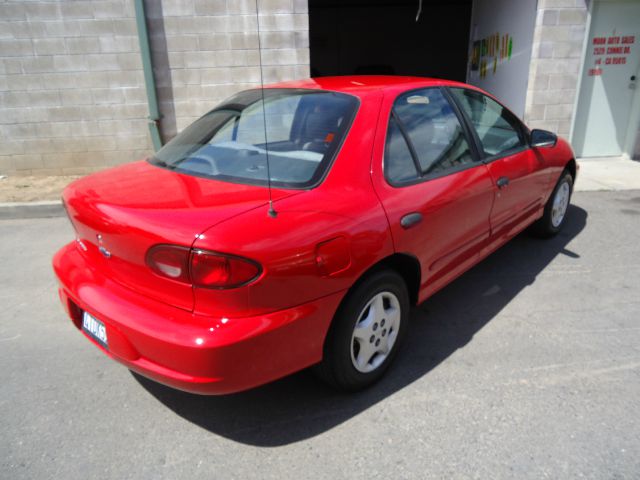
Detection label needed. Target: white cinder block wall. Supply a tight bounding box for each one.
[0,1,153,175]
[0,0,310,175]
[150,0,309,137]
[524,0,589,138]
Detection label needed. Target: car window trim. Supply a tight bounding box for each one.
[439,87,484,163]
[386,156,489,187]
[389,110,423,177]
[479,144,531,164]
[445,86,531,165]
[384,86,484,188]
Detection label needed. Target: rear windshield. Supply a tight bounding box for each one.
[150,88,359,188]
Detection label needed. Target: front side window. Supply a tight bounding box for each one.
[385,88,475,184]
[150,89,358,188]
[450,88,526,157]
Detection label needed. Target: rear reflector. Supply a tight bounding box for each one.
[146,245,261,289]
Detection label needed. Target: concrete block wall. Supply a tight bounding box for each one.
[0,0,153,175]
[0,0,310,176]
[149,0,310,137]
[524,0,589,138]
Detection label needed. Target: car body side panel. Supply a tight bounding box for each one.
[484,148,550,239]
[193,203,392,317]
[541,137,578,195]
[421,139,577,300]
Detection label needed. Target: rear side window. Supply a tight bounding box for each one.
[385,88,475,185]
[150,89,358,189]
[449,88,526,157]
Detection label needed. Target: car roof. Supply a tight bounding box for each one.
[265,75,470,95]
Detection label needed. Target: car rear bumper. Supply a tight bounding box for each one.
[53,242,344,395]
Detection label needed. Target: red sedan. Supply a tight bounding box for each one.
[53,76,577,394]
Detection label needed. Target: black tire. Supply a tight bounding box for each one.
[314,270,410,391]
[531,169,574,237]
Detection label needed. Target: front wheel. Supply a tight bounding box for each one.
[314,270,410,391]
[532,170,573,237]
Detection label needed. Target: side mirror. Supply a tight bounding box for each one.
[530,129,557,148]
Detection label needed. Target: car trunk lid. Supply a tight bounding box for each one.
[63,160,295,311]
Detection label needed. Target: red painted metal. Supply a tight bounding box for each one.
[53,76,577,394]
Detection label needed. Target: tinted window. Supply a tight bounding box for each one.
[236,95,302,145]
[385,88,474,184]
[150,89,358,188]
[385,117,419,184]
[450,88,525,157]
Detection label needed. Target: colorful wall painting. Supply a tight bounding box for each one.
[470,32,513,79]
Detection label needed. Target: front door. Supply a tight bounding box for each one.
[573,0,640,157]
[449,87,550,238]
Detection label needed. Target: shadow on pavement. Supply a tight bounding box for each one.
[133,205,587,446]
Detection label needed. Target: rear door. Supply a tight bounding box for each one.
[371,87,495,299]
[449,87,550,238]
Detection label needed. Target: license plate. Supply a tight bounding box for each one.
[82,311,108,349]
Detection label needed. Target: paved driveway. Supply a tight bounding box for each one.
[1,191,639,479]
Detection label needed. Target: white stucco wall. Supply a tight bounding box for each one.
[466,0,538,118]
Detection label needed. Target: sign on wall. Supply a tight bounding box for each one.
[466,0,537,118]
[588,34,636,76]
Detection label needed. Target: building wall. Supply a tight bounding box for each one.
[147,0,309,139]
[466,0,537,118]
[524,0,589,138]
[0,0,310,176]
[0,0,152,176]
[4,0,627,176]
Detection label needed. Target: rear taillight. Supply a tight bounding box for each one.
[191,250,261,289]
[146,245,191,283]
[146,245,261,289]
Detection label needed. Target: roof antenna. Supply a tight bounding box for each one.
[254,0,277,218]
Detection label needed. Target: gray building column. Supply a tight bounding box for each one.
[524,0,589,139]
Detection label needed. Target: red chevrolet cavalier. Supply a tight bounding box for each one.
[53,76,577,394]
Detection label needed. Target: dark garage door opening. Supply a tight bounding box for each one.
[309,0,472,81]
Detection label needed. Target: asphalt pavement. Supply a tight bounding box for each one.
[1,190,639,479]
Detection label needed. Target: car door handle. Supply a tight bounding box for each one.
[400,212,422,229]
[496,176,510,189]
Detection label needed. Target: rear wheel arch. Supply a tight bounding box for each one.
[341,253,421,308]
[322,252,421,350]
[315,265,413,390]
[370,253,421,306]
